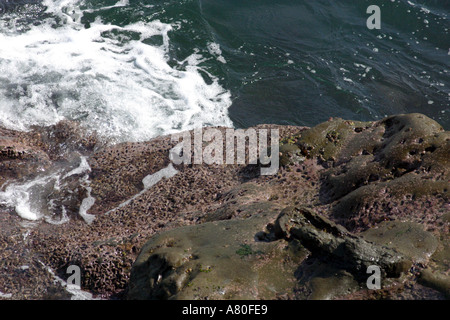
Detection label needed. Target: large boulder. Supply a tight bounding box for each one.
[127,210,305,300]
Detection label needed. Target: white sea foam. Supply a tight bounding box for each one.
[0,291,12,299]
[44,206,70,225]
[105,163,179,215]
[207,42,227,64]
[0,174,56,221]
[0,156,93,224]
[78,188,96,225]
[63,156,91,179]
[0,0,233,143]
[39,260,100,300]
[0,0,231,224]
[142,163,179,190]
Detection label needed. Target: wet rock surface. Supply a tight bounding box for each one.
[361,221,439,264]
[0,113,448,300]
[127,211,303,300]
[273,206,410,278]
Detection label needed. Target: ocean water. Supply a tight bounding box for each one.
[0,0,448,144]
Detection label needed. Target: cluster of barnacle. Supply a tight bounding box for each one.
[0,146,25,160]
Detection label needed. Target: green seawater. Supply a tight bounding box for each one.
[1,0,449,134]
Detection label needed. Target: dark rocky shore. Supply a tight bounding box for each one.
[0,113,448,300]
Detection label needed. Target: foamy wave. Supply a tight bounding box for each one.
[0,0,233,143]
[0,156,92,224]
